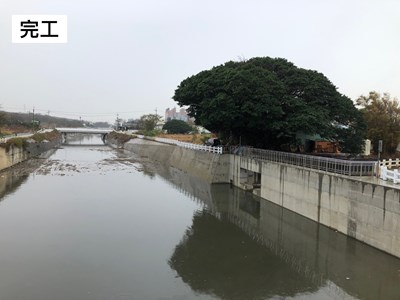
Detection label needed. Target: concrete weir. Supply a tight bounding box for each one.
[109,137,400,259]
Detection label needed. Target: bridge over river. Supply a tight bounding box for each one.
[56,127,113,134]
[56,127,113,143]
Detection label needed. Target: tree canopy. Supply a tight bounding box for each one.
[357,91,400,155]
[173,57,366,152]
[163,119,192,134]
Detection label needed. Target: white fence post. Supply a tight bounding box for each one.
[395,170,400,184]
[149,136,223,155]
[381,159,387,168]
[380,166,387,180]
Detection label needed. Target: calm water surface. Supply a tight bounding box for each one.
[0,135,399,300]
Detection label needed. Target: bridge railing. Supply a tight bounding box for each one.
[236,146,376,176]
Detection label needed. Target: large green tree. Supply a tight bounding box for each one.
[173,57,366,152]
[356,91,400,155]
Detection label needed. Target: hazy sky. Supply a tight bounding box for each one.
[1,0,399,123]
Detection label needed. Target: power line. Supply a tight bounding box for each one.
[0,107,158,118]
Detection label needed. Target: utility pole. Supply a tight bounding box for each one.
[32,107,35,123]
[116,113,120,130]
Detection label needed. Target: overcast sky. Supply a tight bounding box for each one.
[1,0,399,123]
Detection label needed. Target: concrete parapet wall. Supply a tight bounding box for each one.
[231,156,400,258]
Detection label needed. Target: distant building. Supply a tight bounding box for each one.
[165,107,191,122]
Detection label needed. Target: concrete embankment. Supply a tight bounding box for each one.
[0,132,61,172]
[108,136,400,258]
[107,137,231,183]
[232,155,400,258]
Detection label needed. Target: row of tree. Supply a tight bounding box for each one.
[116,114,194,134]
[172,56,398,155]
[0,111,85,129]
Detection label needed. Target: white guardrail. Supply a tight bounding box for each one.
[176,140,223,154]
[380,166,400,183]
[380,158,400,169]
[138,136,223,154]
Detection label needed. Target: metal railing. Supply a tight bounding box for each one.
[235,146,376,176]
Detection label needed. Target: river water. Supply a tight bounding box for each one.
[0,135,399,300]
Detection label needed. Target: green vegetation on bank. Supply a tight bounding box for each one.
[31,130,61,143]
[136,129,162,137]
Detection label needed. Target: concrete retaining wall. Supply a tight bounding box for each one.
[106,136,400,258]
[0,137,61,172]
[231,156,400,258]
[108,138,231,183]
[0,146,28,171]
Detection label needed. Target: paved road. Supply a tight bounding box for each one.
[0,129,53,143]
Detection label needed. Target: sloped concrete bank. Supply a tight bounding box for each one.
[107,137,231,183]
[0,135,61,172]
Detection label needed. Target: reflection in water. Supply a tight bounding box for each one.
[0,171,28,201]
[0,136,398,300]
[62,133,106,146]
[154,166,400,300]
[169,209,318,300]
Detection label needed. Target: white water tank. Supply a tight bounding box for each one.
[364,139,371,156]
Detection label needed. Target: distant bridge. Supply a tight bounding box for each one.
[56,128,113,134]
[56,128,113,144]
